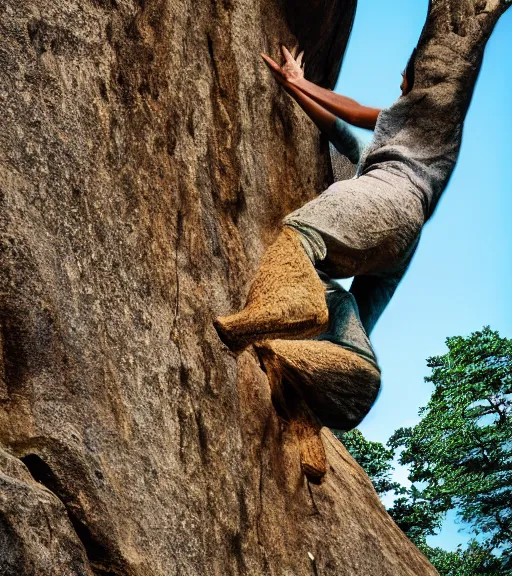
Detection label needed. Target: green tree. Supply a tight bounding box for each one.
[338,427,504,575]
[386,485,443,547]
[389,327,512,570]
[334,429,400,495]
[336,431,443,546]
[419,541,502,576]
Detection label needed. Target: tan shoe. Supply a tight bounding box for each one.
[214,227,328,352]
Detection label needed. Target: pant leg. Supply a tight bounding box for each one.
[254,272,381,430]
[284,169,424,279]
[315,273,379,369]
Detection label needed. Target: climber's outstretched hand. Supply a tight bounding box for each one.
[261,45,305,86]
[280,45,305,83]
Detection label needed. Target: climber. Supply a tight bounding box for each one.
[212,47,420,436]
[216,46,418,347]
[214,0,508,437]
[212,45,421,434]
[257,45,419,342]
[212,39,425,342]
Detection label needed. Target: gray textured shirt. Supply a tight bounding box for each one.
[357,95,460,221]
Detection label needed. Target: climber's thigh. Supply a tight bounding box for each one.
[284,170,424,279]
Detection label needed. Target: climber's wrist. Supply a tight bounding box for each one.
[291,76,306,89]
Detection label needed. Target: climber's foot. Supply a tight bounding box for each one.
[214,303,328,354]
[213,316,247,354]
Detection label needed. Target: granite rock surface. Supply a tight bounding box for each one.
[0,0,439,574]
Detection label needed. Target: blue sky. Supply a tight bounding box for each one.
[334,0,512,552]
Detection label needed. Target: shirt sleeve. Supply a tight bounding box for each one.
[328,118,364,165]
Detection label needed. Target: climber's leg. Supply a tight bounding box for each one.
[254,339,381,431]
[214,171,423,353]
[254,338,380,481]
[282,172,425,280]
[251,274,380,481]
[214,227,329,352]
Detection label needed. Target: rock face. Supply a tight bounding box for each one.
[0,0,438,574]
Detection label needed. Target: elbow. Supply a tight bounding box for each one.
[351,112,375,130]
[348,107,378,130]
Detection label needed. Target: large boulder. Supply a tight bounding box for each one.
[0,0,437,574]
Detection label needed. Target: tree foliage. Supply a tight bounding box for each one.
[418,541,503,576]
[389,328,512,570]
[339,328,512,575]
[334,429,399,495]
[386,485,443,547]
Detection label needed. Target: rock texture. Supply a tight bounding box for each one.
[0,0,439,574]
[285,0,356,88]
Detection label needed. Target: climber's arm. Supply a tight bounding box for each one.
[283,82,354,148]
[294,78,381,131]
[261,47,381,130]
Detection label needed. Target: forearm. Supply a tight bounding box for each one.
[292,77,380,130]
[285,83,363,164]
[285,82,339,139]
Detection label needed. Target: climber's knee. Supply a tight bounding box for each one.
[309,366,381,431]
[255,339,381,430]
